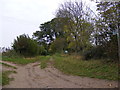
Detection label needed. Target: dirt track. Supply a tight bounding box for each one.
[1,61,118,88]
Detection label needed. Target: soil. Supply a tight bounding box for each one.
[1,60,118,88]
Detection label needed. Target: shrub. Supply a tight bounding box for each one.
[12,34,39,57]
[38,45,48,55]
[83,46,105,60]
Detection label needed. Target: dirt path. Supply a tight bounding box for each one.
[2,61,118,88]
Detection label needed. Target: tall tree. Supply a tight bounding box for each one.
[96,2,120,60]
[33,18,68,53]
[33,18,66,44]
[56,1,94,52]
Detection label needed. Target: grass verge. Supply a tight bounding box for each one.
[2,56,39,65]
[2,71,16,86]
[53,54,119,81]
[38,54,119,81]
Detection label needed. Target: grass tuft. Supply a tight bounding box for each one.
[2,71,16,86]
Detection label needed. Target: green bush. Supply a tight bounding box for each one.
[38,45,48,55]
[12,34,39,57]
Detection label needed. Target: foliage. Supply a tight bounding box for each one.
[38,45,48,55]
[83,46,105,60]
[33,1,94,54]
[10,1,119,61]
[95,2,119,61]
[33,18,65,44]
[105,35,119,60]
[49,38,67,53]
[12,34,40,57]
[56,1,94,52]
[33,18,67,54]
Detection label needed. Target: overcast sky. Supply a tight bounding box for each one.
[0,0,96,48]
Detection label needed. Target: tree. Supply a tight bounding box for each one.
[93,2,120,60]
[33,18,66,44]
[56,1,94,52]
[33,17,68,54]
[13,34,40,57]
[49,38,67,53]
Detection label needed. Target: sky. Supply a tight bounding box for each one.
[0,0,97,48]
